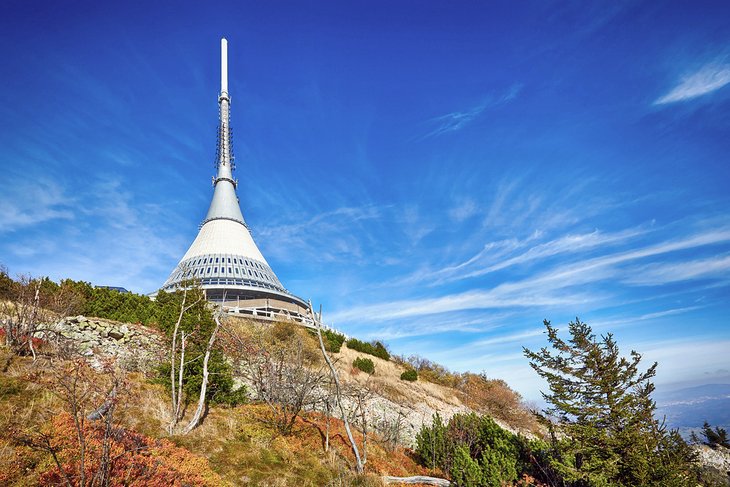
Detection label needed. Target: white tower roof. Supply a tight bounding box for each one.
[160,39,305,307]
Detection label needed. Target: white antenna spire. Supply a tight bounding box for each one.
[221,38,228,94]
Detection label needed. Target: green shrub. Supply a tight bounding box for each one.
[352,357,375,374]
[400,369,418,382]
[451,445,483,486]
[82,283,157,325]
[0,374,25,400]
[157,349,242,406]
[212,385,249,407]
[415,412,521,486]
[322,329,346,353]
[346,338,390,360]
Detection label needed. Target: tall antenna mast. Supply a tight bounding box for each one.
[215,37,234,176]
[221,38,228,94]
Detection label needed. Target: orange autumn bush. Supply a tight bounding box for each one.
[37,413,224,486]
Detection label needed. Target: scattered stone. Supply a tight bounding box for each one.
[44,316,163,373]
[108,329,125,340]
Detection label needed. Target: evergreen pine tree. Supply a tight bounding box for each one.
[524,318,698,486]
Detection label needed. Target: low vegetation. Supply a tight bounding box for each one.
[400,369,418,382]
[346,338,390,360]
[416,412,542,486]
[320,328,346,353]
[692,421,730,449]
[0,348,423,486]
[353,356,375,374]
[393,354,540,433]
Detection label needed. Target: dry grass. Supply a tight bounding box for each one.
[335,343,466,414]
[0,344,432,486]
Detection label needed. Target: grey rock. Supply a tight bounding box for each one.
[108,329,125,340]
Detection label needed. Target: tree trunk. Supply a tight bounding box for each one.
[183,310,222,434]
[310,301,363,474]
[169,288,187,425]
[382,475,450,486]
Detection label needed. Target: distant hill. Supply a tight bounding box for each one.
[655,383,730,437]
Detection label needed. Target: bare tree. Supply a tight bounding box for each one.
[373,404,410,452]
[242,320,327,435]
[2,275,45,358]
[345,379,376,467]
[309,302,364,474]
[1,274,83,360]
[165,281,203,434]
[184,305,223,433]
[14,357,127,487]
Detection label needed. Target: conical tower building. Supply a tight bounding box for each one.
[160,39,307,318]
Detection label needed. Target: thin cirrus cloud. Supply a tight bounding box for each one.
[330,225,730,324]
[424,227,648,287]
[0,177,75,232]
[655,62,730,104]
[420,84,523,139]
[622,254,730,286]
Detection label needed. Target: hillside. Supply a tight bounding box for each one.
[0,312,541,486]
[1,294,726,486]
[0,338,428,486]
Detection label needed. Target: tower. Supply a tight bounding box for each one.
[160,39,308,318]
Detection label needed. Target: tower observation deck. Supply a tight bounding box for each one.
[160,39,309,321]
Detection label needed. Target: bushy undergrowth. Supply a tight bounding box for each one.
[36,413,224,486]
[157,349,247,407]
[1,274,158,325]
[346,338,390,360]
[0,347,433,486]
[353,356,375,374]
[400,369,418,381]
[319,328,346,353]
[416,412,545,487]
[83,284,157,324]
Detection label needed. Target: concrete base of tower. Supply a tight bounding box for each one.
[221,296,315,328]
[201,286,306,307]
[150,283,313,327]
[200,286,312,327]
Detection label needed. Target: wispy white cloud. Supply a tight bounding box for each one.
[393,221,645,290]
[257,205,385,264]
[623,254,730,286]
[331,226,730,324]
[436,227,646,286]
[421,84,522,139]
[449,199,478,223]
[655,62,730,104]
[0,178,75,232]
[0,173,187,293]
[590,305,706,331]
[357,312,510,341]
[330,286,595,323]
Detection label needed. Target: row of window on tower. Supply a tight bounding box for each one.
[170,254,281,289]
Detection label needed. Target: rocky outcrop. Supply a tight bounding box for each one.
[695,444,730,486]
[49,315,163,371]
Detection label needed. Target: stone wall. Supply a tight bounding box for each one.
[50,315,163,371]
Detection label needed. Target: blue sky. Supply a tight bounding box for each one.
[1,1,729,402]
